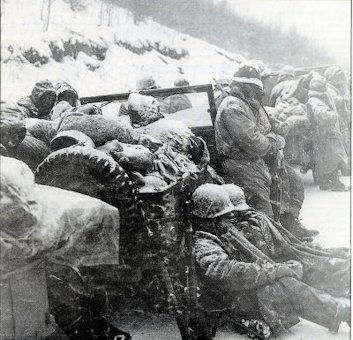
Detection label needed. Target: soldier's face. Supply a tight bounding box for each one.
[60,94,77,107]
[40,93,57,113]
[0,126,26,149]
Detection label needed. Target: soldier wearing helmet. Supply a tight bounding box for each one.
[307,75,348,191]
[17,80,57,120]
[136,76,159,91]
[191,183,350,337]
[269,65,295,107]
[215,64,317,240]
[174,77,190,87]
[214,76,232,110]
[165,77,193,113]
[324,66,350,175]
[135,76,192,114]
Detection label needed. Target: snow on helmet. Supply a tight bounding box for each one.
[222,184,250,211]
[324,66,344,82]
[51,130,95,151]
[127,93,163,128]
[174,77,190,87]
[136,76,158,90]
[191,184,235,219]
[278,65,295,82]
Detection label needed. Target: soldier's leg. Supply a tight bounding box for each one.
[222,158,274,217]
[279,164,318,240]
[280,277,350,332]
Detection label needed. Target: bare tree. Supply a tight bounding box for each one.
[63,0,88,12]
[41,0,53,31]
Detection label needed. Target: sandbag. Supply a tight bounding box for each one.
[57,114,135,145]
[1,156,121,274]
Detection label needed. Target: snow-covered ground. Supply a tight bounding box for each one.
[1,0,243,101]
[112,172,350,340]
[111,171,351,340]
[2,1,350,338]
[216,172,351,340]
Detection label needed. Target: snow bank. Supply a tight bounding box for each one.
[1,0,244,101]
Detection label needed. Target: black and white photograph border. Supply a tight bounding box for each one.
[0,0,351,339]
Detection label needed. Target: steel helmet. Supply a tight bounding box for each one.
[191,184,235,219]
[174,77,190,87]
[222,184,250,211]
[136,76,158,91]
[278,65,295,82]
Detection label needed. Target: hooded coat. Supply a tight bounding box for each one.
[17,80,57,120]
[307,90,348,181]
[55,81,79,105]
[0,101,27,152]
[215,89,276,216]
[326,82,351,164]
[269,76,310,108]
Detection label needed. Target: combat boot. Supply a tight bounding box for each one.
[319,171,348,192]
[280,212,319,241]
[328,303,351,334]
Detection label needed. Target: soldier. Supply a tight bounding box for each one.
[55,81,80,107]
[168,77,192,113]
[191,184,350,337]
[135,76,192,114]
[325,66,351,175]
[213,76,231,110]
[214,64,317,240]
[136,75,159,91]
[174,77,190,87]
[269,65,296,107]
[0,101,53,171]
[269,66,313,108]
[17,79,57,120]
[307,75,348,191]
[222,183,350,297]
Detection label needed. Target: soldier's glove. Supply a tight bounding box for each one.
[242,319,272,340]
[188,135,208,165]
[283,260,303,279]
[267,133,285,151]
[274,262,303,280]
[75,103,102,115]
[138,134,163,152]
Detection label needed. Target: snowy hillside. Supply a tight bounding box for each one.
[1,0,244,101]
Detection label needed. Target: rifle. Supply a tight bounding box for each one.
[212,78,228,97]
[137,198,190,339]
[182,184,212,340]
[272,150,285,222]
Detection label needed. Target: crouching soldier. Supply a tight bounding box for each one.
[190,184,350,337]
[17,79,57,120]
[222,183,350,298]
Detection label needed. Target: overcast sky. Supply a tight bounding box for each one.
[221,0,351,68]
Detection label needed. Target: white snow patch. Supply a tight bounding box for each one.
[1,0,243,101]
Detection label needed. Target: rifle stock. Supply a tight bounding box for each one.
[182,184,212,340]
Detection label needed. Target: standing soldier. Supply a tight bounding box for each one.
[215,64,317,240]
[307,75,348,191]
[269,65,296,107]
[325,66,351,175]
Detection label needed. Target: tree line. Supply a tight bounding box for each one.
[110,0,334,68]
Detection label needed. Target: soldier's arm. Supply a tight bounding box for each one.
[195,237,278,292]
[311,100,338,123]
[221,104,275,157]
